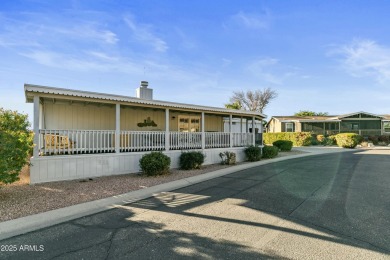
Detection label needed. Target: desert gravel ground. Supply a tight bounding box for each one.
[0,150,305,222]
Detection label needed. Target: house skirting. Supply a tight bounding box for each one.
[29,147,248,184]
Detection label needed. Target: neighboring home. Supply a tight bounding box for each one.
[266,112,390,136]
[25,82,265,184]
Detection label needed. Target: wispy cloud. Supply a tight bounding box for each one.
[330,39,390,83]
[0,16,118,48]
[124,15,168,52]
[20,50,142,74]
[247,58,296,85]
[231,10,270,30]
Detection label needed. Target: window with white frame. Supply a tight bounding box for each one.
[285,122,294,132]
[384,122,390,133]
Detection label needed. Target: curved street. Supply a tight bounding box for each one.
[1,149,390,259]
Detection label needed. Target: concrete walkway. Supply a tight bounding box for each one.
[0,146,349,241]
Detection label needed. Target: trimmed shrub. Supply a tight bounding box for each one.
[272,140,293,151]
[316,134,325,143]
[263,132,312,147]
[368,136,379,145]
[139,152,171,176]
[245,145,262,162]
[378,135,389,144]
[180,151,205,170]
[262,146,279,159]
[335,133,362,148]
[310,137,320,145]
[219,151,236,165]
[326,135,337,145]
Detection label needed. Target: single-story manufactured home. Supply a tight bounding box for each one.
[26,82,265,184]
[266,112,390,136]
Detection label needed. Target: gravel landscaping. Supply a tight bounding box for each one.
[0,150,305,222]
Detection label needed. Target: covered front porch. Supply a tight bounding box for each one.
[26,84,264,184]
[33,99,261,156]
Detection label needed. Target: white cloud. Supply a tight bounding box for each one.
[20,50,142,74]
[331,39,390,83]
[124,15,168,52]
[231,11,270,30]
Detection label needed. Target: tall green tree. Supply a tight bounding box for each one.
[0,108,33,185]
[294,110,329,116]
[229,88,278,113]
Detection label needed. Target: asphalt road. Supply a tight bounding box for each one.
[1,149,390,259]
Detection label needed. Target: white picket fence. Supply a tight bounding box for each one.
[39,130,257,155]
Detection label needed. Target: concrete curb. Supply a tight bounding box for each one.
[0,147,353,241]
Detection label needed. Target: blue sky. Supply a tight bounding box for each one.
[1,0,390,123]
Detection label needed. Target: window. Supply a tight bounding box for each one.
[178,116,200,132]
[384,122,390,133]
[285,122,294,132]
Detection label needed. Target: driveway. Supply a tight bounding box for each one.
[1,149,389,259]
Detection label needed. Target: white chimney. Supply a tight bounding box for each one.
[135,81,153,100]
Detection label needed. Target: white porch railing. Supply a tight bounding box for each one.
[170,132,202,150]
[205,132,230,148]
[38,130,258,156]
[120,131,165,152]
[232,133,253,147]
[39,129,115,155]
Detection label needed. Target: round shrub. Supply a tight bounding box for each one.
[325,135,337,146]
[139,152,171,176]
[180,151,205,170]
[244,145,262,162]
[262,146,279,159]
[335,133,362,148]
[272,140,293,151]
[316,134,325,143]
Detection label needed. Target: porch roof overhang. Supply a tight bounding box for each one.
[25,84,266,119]
[297,119,341,122]
[329,111,385,120]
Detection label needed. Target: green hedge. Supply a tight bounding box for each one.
[263,132,312,146]
[272,140,293,151]
[139,152,171,176]
[335,133,362,148]
[262,146,279,158]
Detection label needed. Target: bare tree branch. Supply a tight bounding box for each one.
[229,88,277,113]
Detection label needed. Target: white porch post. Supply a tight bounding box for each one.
[246,118,249,133]
[229,114,233,148]
[115,104,120,153]
[165,108,170,151]
[252,116,256,146]
[240,117,243,146]
[201,112,205,150]
[33,95,40,157]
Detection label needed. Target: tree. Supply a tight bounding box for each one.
[229,88,278,113]
[294,110,329,116]
[224,101,242,110]
[0,108,33,185]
